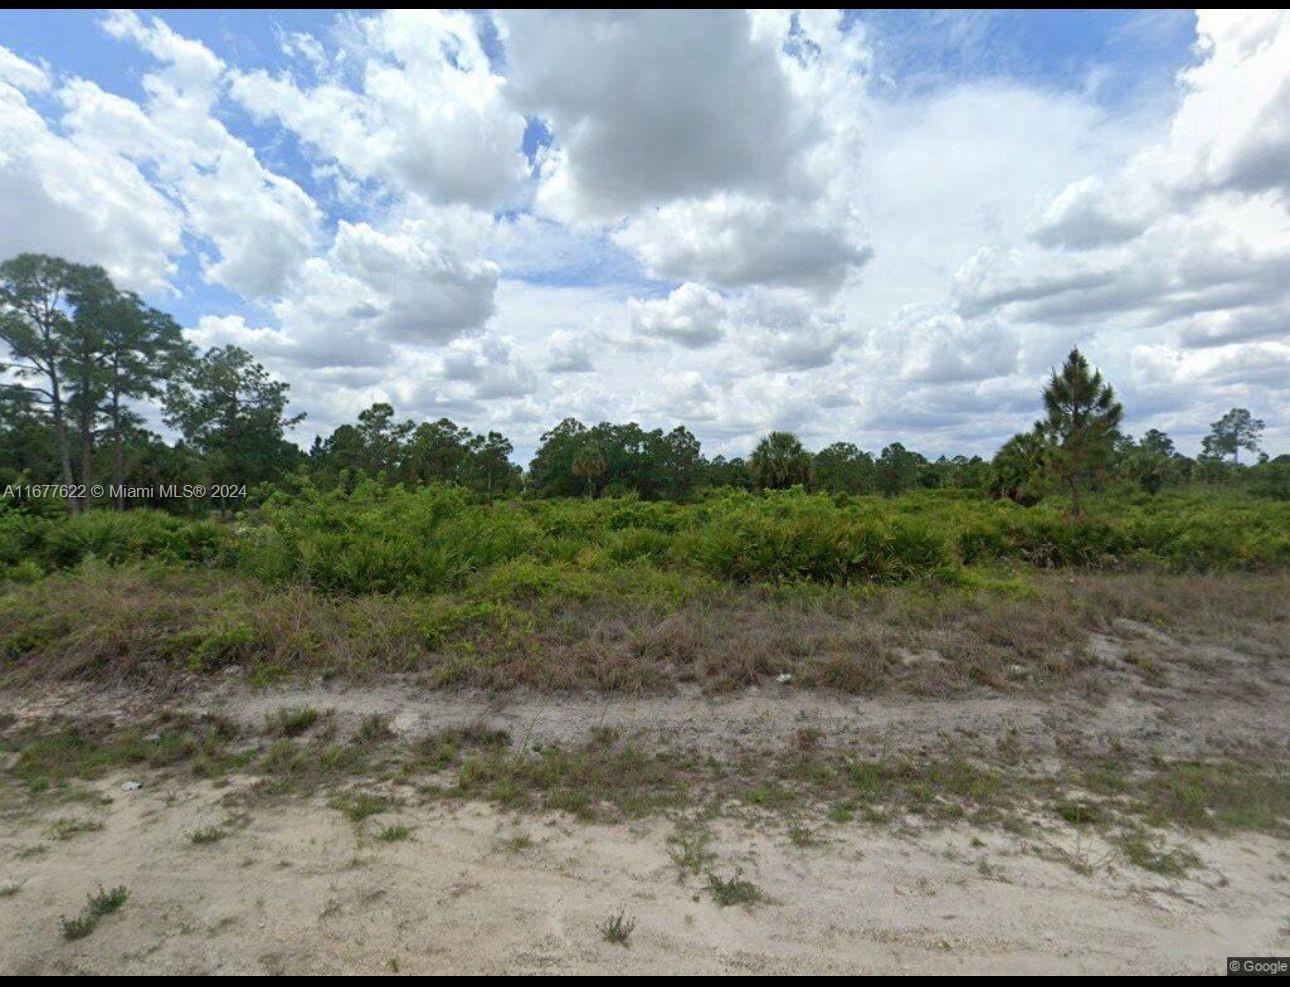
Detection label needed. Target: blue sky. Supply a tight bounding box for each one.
[0,10,1285,460]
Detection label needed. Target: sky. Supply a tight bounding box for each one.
[0,9,1286,461]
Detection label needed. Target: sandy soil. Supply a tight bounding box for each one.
[3,615,1287,974]
[8,614,1287,765]
[1,767,1287,975]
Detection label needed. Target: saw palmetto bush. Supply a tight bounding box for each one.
[2,482,1287,594]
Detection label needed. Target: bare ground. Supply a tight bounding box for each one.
[2,613,1288,973]
[1,770,1287,974]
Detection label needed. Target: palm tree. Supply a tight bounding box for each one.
[570,442,607,498]
[988,425,1049,505]
[749,431,812,490]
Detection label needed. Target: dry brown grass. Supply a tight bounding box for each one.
[1,562,1285,696]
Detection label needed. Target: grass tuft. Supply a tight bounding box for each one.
[60,884,130,941]
[599,907,636,946]
[706,871,762,907]
[266,706,319,738]
[188,825,227,845]
[374,823,411,843]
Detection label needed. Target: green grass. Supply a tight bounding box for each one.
[667,819,716,876]
[86,885,130,917]
[1114,833,1202,876]
[374,823,411,842]
[45,817,104,841]
[59,912,97,941]
[265,706,319,738]
[3,709,1286,859]
[706,872,762,907]
[330,790,395,822]
[599,908,636,946]
[5,714,244,793]
[60,885,130,941]
[188,825,227,845]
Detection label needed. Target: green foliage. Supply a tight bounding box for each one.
[528,418,704,500]
[4,484,1287,602]
[813,442,875,495]
[59,885,130,941]
[1203,408,1264,465]
[1248,455,1290,501]
[1041,348,1123,516]
[749,431,812,490]
[989,428,1050,505]
[599,908,636,945]
[188,825,228,845]
[163,345,304,502]
[706,871,762,907]
[676,490,956,584]
[41,509,227,568]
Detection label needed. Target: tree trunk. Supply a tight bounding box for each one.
[49,381,78,514]
[112,390,125,509]
[79,402,93,511]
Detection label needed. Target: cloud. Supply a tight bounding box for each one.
[3,11,1287,459]
[0,47,183,290]
[314,215,498,345]
[500,10,873,293]
[1031,175,1155,249]
[743,288,854,370]
[959,9,1290,366]
[437,334,537,400]
[630,283,727,349]
[0,46,49,92]
[501,9,807,218]
[56,12,323,298]
[544,330,594,373]
[896,311,1020,384]
[615,194,870,293]
[1175,302,1290,349]
[230,10,528,209]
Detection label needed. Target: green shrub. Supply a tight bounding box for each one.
[675,491,956,584]
[2,483,1285,599]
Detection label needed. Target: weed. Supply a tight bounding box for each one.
[499,833,534,854]
[330,790,394,822]
[667,820,715,876]
[826,802,855,823]
[355,713,395,745]
[189,825,227,845]
[59,912,97,941]
[788,822,821,847]
[87,885,129,917]
[706,871,762,907]
[599,908,636,946]
[45,818,103,841]
[374,823,411,843]
[266,706,319,738]
[60,885,129,941]
[1115,833,1202,876]
[1053,799,1107,827]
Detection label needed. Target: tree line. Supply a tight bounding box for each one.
[2,253,1284,514]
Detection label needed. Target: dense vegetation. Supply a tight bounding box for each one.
[2,250,1290,686]
[4,484,1287,597]
[3,253,1286,519]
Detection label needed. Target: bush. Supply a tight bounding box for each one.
[1,483,1285,597]
[674,490,956,584]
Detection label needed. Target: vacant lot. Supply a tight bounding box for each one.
[2,568,1287,973]
[2,488,1287,972]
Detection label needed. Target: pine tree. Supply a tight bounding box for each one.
[1041,348,1123,517]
